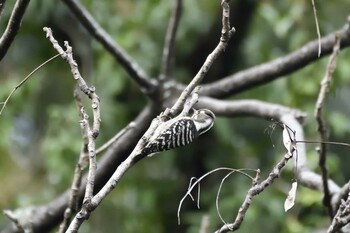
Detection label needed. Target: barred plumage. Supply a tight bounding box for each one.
[141,109,215,157]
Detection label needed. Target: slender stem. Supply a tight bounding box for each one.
[0,54,60,116]
[296,140,350,148]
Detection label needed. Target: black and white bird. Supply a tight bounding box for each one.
[141,109,215,157]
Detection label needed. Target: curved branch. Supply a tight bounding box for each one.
[61,0,157,94]
[200,20,350,98]
[0,0,30,61]
[196,97,306,121]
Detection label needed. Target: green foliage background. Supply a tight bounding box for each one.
[1,0,350,232]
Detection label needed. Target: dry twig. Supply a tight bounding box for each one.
[314,32,342,217]
[43,27,101,233]
[310,0,321,57]
[0,54,60,116]
[58,91,89,233]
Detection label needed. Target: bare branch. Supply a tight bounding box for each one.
[159,0,182,81]
[314,31,342,218]
[60,0,157,95]
[200,20,350,98]
[43,27,101,233]
[196,97,306,121]
[167,0,235,117]
[0,0,30,61]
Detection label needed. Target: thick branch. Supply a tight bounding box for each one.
[0,0,30,61]
[196,97,306,121]
[200,20,350,98]
[61,0,157,94]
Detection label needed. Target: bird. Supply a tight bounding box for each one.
[140,109,215,157]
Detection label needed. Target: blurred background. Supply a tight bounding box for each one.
[1,0,350,232]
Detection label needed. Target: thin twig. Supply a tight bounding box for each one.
[0,0,30,61]
[177,168,256,225]
[314,32,341,218]
[296,140,350,148]
[310,0,321,57]
[96,122,136,155]
[167,0,235,117]
[159,0,182,81]
[59,91,89,233]
[61,0,157,94]
[216,171,237,228]
[215,153,293,233]
[0,54,60,116]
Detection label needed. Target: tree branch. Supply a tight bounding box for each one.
[196,97,306,121]
[43,27,102,233]
[61,0,157,94]
[59,92,89,233]
[200,19,350,98]
[0,0,30,61]
[314,31,342,218]
[159,0,182,81]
